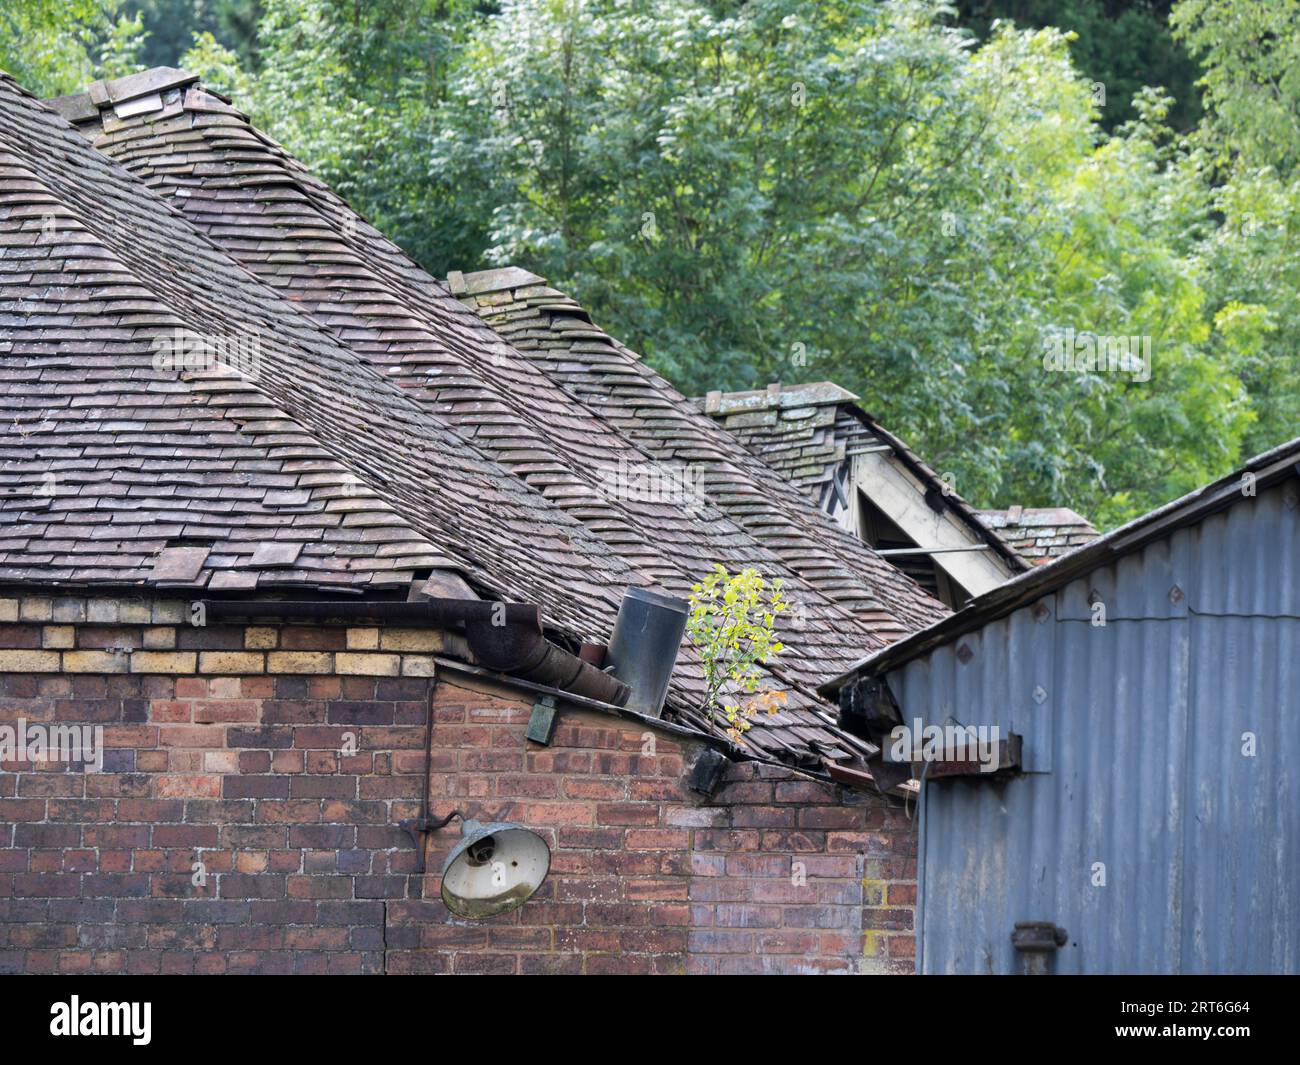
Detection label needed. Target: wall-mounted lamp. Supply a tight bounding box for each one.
[440,819,551,919]
[400,809,551,919]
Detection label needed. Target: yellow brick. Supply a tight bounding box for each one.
[19,597,52,622]
[267,651,333,674]
[245,626,278,650]
[51,598,86,622]
[143,626,176,650]
[130,651,198,674]
[0,649,60,672]
[86,598,119,623]
[119,602,152,624]
[346,627,380,650]
[152,601,186,624]
[198,651,265,674]
[334,653,400,676]
[0,599,18,622]
[41,625,75,649]
[401,655,437,677]
[861,878,886,907]
[63,650,129,674]
[379,628,444,652]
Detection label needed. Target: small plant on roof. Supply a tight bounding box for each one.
[686,564,789,740]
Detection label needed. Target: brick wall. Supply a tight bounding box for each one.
[0,593,915,975]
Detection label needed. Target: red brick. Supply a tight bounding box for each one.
[0,624,916,977]
[624,828,688,850]
[193,700,260,724]
[595,802,660,826]
[156,775,221,799]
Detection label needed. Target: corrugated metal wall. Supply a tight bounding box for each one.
[898,479,1300,973]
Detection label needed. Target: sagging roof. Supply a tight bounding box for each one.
[822,432,1300,691]
[975,505,1099,563]
[697,381,1028,607]
[700,382,1024,569]
[2,66,945,778]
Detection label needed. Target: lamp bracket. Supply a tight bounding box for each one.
[399,809,463,874]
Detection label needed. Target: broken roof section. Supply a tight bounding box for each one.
[975,505,1099,563]
[698,381,1028,608]
[9,66,944,776]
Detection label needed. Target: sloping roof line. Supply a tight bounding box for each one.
[448,271,949,640]
[844,403,1029,573]
[50,69,943,649]
[2,72,634,623]
[821,434,1300,690]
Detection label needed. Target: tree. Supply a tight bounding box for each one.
[183,0,478,271]
[3,0,1280,532]
[686,565,787,739]
[1171,0,1300,176]
[955,1,1202,132]
[1169,0,1300,461]
[0,1,146,97]
[435,1,1247,525]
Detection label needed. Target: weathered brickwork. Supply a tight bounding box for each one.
[0,594,915,975]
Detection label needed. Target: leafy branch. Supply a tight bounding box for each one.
[686,564,788,740]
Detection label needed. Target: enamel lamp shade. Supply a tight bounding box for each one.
[439,820,551,919]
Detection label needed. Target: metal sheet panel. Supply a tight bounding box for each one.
[905,479,1300,974]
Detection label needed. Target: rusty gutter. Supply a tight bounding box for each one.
[198,598,629,706]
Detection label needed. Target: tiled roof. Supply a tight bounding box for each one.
[975,506,1100,562]
[699,382,1027,573]
[450,271,948,637]
[1,67,946,778]
[699,382,869,522]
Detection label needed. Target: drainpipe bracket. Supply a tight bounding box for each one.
[525,695,560,746]
[398,809,462,875]
[1011,921,1068,952]
[522,696,559,743]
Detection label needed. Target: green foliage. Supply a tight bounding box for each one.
[1168,0,1300,461]
[126,1,262,72]
[0,0,147,97]
[433,2,1251,526]
[183,0,478,272]
[686,565,787,739]
[1172,0,1300,176]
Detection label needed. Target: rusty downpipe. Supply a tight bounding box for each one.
[462,606,628,705]
[1011,922,1069,974]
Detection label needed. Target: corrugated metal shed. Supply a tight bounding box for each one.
[831,442,1300,974]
